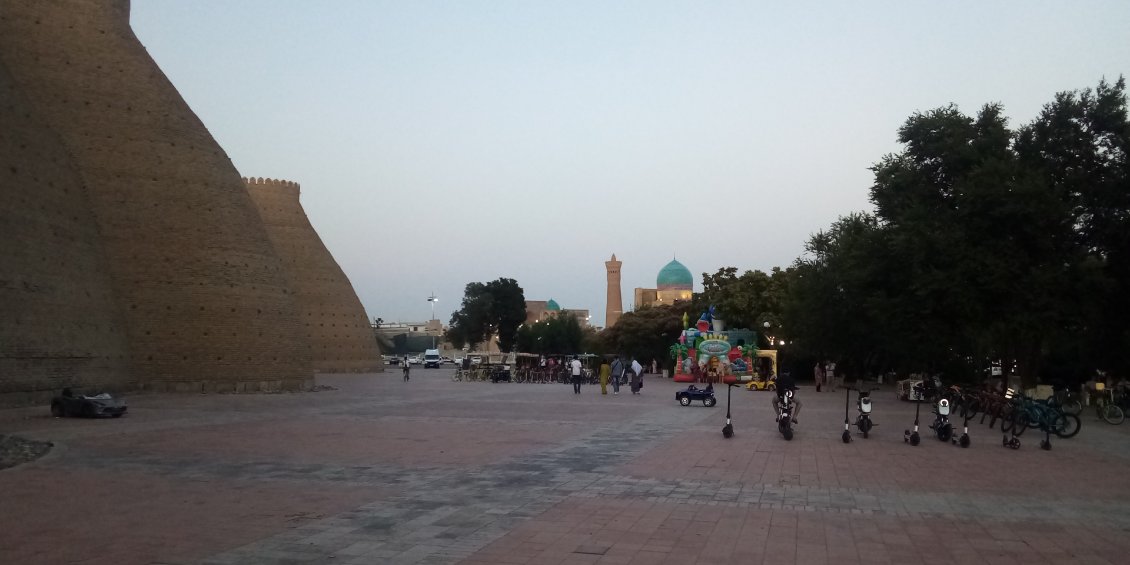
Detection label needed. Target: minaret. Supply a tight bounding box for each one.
[605,253,623,328]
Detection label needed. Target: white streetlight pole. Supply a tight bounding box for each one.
[427,294,438,348]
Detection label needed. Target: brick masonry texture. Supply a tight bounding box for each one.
[0,60,134,405]
[3,375,1130,564]
[245,177,382,373]
[0,0,398,402]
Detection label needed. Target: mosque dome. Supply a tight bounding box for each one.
[546,299,561,311]
[657,259,693,290]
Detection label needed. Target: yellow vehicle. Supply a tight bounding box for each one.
[743,350,779,390]
[746,373,777,391]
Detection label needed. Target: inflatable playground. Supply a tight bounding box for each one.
[670,308,777,386]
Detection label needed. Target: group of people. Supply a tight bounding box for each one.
[812,360,839,392]
[576,356,644,395]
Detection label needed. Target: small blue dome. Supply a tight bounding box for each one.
[546,299,561,311]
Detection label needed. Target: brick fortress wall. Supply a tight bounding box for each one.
[245,177,382,373]
[0,0,313,398]
[0,61,134,406]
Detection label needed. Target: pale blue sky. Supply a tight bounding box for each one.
[131,1,1130,326]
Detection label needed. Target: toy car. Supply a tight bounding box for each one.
[676,384,717,407]
[746,374,777,391]
[50,389,127,418]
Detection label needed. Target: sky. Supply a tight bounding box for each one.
[130,1,1130,327]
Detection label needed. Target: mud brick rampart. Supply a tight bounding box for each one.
[0,0,314,398]
[0,60,134,406]
[245,177,382,373]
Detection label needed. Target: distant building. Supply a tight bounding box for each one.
[525,299,590,325]
[634,259,694,309]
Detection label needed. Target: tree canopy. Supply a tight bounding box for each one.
[445,278,527,352]
[786,78,1129,384]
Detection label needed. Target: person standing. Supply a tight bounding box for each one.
[570,355,583,394]
[630,358,644,394]
[599,358,611,395]
[611,357,625,395]
[402,356,410,382]
[814,361,824,392]
[827,360,837,392]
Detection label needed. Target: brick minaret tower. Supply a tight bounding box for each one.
[605,254,623,328]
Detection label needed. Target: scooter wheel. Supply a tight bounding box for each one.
[722,424,733,438]
[842,430,852,443]
[1040,439,1051,451]
[959,434,970,448]
[783,428,794,441]
[909,432,920,446]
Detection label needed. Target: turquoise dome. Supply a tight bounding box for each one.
[546,299,561,311]
[657,259,693,289]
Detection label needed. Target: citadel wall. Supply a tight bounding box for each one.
[0,0,313,394]
[0,60,134,406]
[245,177,382,373]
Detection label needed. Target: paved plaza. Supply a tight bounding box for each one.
[2,370,1130,565]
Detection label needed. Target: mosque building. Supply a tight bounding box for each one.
[634,259,694,309]
[525,299,590,325]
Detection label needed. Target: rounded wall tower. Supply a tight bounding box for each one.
[244,177,382,373]
[0,61,133,406]
[605,254,623,328]
[0,0,312,392]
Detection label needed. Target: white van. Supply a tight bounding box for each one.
[424,349,441,368]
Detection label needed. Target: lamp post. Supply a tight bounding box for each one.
[427,294,438,348]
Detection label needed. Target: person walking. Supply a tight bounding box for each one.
[570,355,583,394]
[599,358,611,395]
[814,361,824,392]
[630,358,644,394]
[402,357,410,382]
[611,356,625,395]
[827,360,837,392]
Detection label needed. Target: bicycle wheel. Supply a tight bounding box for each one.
[1053,413,1081,438]
[962,397,981,420]
[1101,404,1125,425]
[1010,411,1030,436]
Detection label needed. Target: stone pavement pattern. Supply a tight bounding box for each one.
[2,371,1129,564]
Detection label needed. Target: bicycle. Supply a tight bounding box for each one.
[1093,386,1124,425]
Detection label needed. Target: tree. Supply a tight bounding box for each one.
[515,313,584,354]
[445,278,527,352]
[599,304,685,369]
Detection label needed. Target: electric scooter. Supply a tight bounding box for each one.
[722,383,739,438]
[1002,387,1022,449]
[841,387,853,443]
[930,398,953,442]
[953,402,971,448]
[904,383,923,446]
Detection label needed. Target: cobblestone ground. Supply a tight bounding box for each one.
[2,371,1129,565]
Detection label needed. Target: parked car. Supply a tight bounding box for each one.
[453,356,464,366]
[385,356,400,366]
[51,389,127,418]
[470,356,483,365]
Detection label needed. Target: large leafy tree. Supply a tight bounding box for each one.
[445,278,527,352]
[787,78,1129,385]
[599,304,686,368]
[514,313,585,354]
[700,266,794,331]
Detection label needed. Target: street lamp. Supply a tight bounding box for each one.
[427,293,438,348]
[427,293,438,321]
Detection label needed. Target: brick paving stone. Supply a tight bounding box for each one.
[3,373,1130,564]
